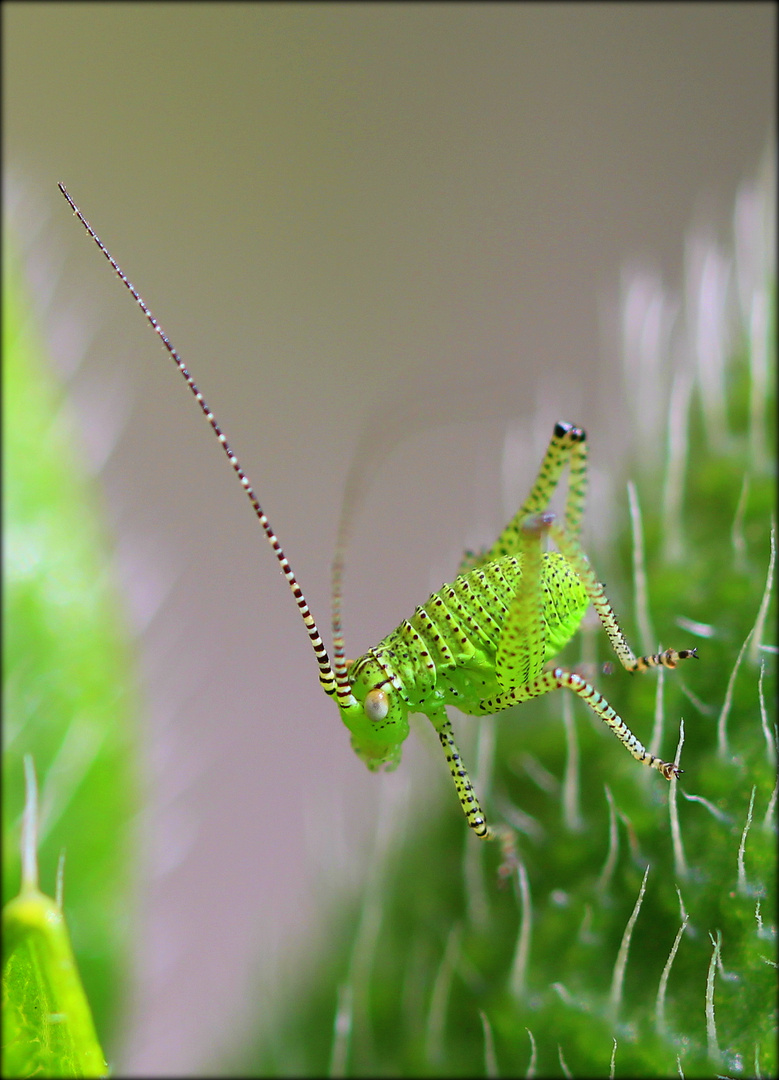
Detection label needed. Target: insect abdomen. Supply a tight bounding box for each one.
[372,551,589,712]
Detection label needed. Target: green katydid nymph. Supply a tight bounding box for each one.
[60,184,697,840]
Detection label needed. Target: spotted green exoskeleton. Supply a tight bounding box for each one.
[60,184,698,840]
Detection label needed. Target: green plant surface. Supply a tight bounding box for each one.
[3,759,107,1077]
[234,163,776,1077]
[2,218,138,1069]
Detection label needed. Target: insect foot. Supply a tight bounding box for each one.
[658,760,683,780]
[628,647,699,673]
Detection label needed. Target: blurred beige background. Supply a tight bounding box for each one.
[5,4,774,1073]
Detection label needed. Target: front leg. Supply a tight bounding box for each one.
[426,705,493,839]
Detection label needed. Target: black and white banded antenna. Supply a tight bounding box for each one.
[58,183,351,701]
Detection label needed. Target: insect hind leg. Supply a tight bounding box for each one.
[457,422,586,574]
[487,422,587,566]
[493,511,555,692]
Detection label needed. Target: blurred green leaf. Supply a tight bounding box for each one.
[3,212,138,1067]
[3,759,107,1078]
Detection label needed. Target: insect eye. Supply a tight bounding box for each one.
[364,688,389,722]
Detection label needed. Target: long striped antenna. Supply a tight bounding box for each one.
[59,183,338,698]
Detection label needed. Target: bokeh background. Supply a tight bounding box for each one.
[4,4,774,1073]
